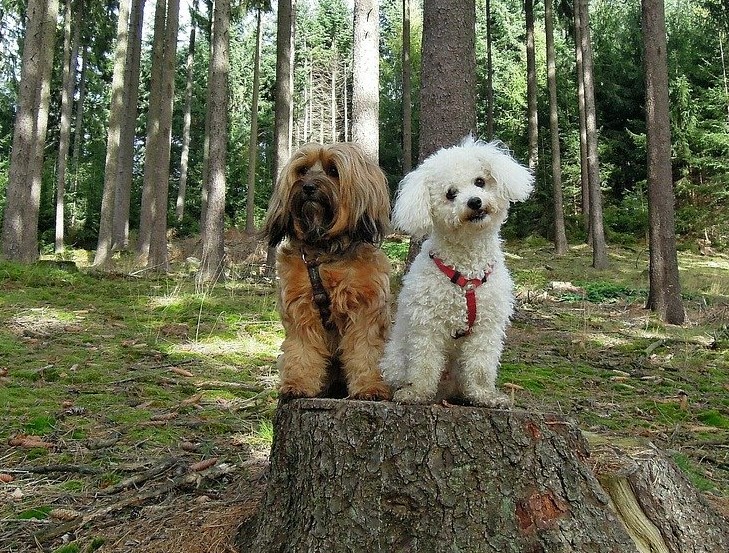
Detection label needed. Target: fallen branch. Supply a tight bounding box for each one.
[33,463,234,543]
[7,464,101,475]
[101,456,179,495]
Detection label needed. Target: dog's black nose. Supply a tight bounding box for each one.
[467,197,482,210]
[303,182,316,195]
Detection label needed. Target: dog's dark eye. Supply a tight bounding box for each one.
[326,164,339,178]
[297,165,309,176]
[474,177,486,188]
[446,188,457,201]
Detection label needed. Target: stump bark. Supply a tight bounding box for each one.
[239,399,640,552]
[589,435,729,553]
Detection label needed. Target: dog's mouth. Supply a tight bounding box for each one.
[467,208,489,222]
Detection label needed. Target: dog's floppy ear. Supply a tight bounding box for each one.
[392,169,432,238]
[479,141,534,203]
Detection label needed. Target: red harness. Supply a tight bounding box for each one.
[430,253,493,339]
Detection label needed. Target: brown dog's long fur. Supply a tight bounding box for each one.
[262,143,392,400]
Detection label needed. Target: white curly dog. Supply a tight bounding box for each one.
[381,136,533,407]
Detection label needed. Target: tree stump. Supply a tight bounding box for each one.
[238,399,639,552]
[589,435,729,553]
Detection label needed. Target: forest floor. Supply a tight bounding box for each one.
[1,233,728,553]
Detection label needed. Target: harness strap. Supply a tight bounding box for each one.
[303,254,336,332]
[430,253,492,339]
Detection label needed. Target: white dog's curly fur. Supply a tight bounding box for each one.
[381,136,534,407]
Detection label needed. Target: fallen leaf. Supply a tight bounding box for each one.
[0,473,14,483]
[11,488,23,500]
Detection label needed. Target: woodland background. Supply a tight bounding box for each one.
[0,0,727,262]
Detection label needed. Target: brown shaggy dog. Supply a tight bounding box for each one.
[261,143,392,401]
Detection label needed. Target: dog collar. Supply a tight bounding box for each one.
[430,253,493,339]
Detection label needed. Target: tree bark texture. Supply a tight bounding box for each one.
[136,0,168,265]
[94,0,131,269]
[525,0,539,173]
[176,0,197,223]
[406,0,476,268]
[401,0,412,175]
[545,0,568,255]
[577,0,608,269]
[55,0,81,254]
[419,0,476,161]
[573,0,590,238]
[148,0,180,271]
[113,0,146,250]
[239,399,639,553]
[485,0,494,140]
[2,0,59,263]
[590,436,729,553]
[352,0,380,163]
[245,8,263,234]
[642,0,685,325]
[197,0,229,285]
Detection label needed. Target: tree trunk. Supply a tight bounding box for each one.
[70,42,88,230]
[240,401,729,552]
[589,435,729,552]
[642,0,685,324]
[2,0,59,263]
[137,0,179,271]
[238,399,639,552]
[113,0,146,250]
[54,0,81,254]
[402,0,412,174]
[176,0,197,223]
[245,8,263,234]
[525,0,539,173]
[578,0,608,269]
[573,0,590,239]
[148,0,180,271]
[136,0,167,266]
[330,42,337,142]
[268,0,296,276]
[545,0,568,255]
[199,2,214,248]
[196,0,229,285]
[485,0,494,140]
[352,0,380,163]
[405,0,476,268]
[94,0,131,269]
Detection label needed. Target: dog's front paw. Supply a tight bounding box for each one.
[465,390,511,409]
[279,380,322,400]
[392,385,435,404]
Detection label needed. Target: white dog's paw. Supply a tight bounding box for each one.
[392,385,435,404]
[465,390,511,409]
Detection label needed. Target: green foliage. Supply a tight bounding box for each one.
[381,239,409,263]
[2,0,729,257]
[17,505,53,520]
